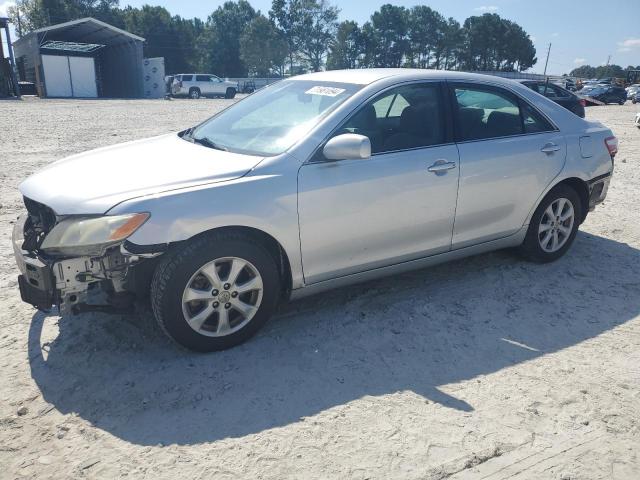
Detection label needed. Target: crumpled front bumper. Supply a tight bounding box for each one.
[13,214,131,315]
[13,215,55,310]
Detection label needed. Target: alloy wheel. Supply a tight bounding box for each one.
[181,257,263,337]
[538,197,575,253]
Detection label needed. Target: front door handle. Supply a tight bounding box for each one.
[428,160,457,173]
[541,143,561,154]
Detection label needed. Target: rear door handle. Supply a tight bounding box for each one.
[428,160,457,173]
[541,143,561,154]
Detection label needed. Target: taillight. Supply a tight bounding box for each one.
[579,98,586,107]
[605,136,618,158]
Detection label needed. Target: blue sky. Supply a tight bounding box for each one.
[2,0,640,74]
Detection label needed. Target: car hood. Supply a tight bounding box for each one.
[19,133,264,215]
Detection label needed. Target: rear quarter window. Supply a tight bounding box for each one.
[521,103,555,133]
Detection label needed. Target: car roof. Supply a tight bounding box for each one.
[513,79,567,84]
[290,68,529,87]
[513,79,550,84]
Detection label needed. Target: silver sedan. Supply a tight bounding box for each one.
[13,69,616,351]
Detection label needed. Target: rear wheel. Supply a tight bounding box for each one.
[518,185,582,263]
[619,99,625,105]
[225,88,236,99]
[151,232,281,352]
[189,88,201,99]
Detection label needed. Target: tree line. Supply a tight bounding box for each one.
[569,64,640,80]
[8,0,537,77]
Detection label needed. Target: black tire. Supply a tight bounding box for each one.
[518,184,582,263]
[225,88,236,99]
[151,231,281,352]
[189,88,201,99]
[619,100,625,105]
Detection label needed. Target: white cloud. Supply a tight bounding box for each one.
[574,58,586,65]
[530,35,537,42]
[475,5,499,12]
[0,1,15,16]
[617,38,640,52]
[551,32,559,37]
[618,38,640,48]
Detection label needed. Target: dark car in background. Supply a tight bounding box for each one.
[518,80,585,118]
[579,84,601,96]
[562,78,577,91]
[582,85,627,105]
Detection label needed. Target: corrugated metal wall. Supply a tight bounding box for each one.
[98,40,144,98]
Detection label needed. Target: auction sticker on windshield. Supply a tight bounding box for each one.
[305,86,346,97]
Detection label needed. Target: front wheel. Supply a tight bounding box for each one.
[151,232,281,352]
[518,185,582,263]
[225,88,236,99]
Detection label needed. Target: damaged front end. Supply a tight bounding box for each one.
[13,197,155,315]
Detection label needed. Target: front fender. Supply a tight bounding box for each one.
[108,173,304,288]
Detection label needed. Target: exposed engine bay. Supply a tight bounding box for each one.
[14,197,154,315]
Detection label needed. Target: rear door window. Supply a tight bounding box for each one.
[452,85,522,141]
[530,83,566,98]
[543,84,570,98]
[550,85,571,98]
[451,84,554,141]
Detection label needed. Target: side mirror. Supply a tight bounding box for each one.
[323,134,371,161]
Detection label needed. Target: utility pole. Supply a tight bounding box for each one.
[1,18,21,97]
[606,54,611,66]
[16,7,22,38]
[543,43,551,76]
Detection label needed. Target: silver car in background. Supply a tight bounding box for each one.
[13,69,616,351]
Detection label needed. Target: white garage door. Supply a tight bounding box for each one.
[42,55,97,98]
[68,57,98,97]
[42,55,72,97]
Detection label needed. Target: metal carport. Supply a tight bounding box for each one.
[13,18,145,98]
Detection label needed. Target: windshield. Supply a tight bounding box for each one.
[189,80,362,156]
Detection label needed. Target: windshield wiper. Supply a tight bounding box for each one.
[190,136,229,152]
[182,126,196,139]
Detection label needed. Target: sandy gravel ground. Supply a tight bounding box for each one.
[0,97,639,480]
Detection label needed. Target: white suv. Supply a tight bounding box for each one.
[172,74,237,99]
